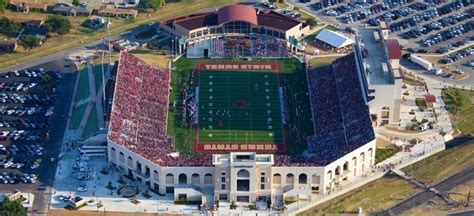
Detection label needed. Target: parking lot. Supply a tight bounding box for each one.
[0,61,76,213]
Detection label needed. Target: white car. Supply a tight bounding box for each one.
[30,163,39,169]
[77,186,88,192]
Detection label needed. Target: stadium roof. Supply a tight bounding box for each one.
[163,4,303,31]
[385,39,402,59]
[315,29,354,48]
[218,4,258,26]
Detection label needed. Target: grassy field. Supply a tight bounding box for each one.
[129,49,171,68]
[169,57,311,155]
[308,57,338,67]
[442,88,474,135]
[82,104,99,138]
[298,175,420,215]
[0,0,239,69]
[68,103,87,130]
[402,140,474,184]
[92,64,106,94]
[375,148,399,164]
[197,71,283,144]
[75,68,90,102]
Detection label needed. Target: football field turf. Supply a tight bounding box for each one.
[197,70,284,144]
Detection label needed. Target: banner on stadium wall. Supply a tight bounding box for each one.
[289,36,298,46]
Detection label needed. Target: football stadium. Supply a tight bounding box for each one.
[107,4,377,207]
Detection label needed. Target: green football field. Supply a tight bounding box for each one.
[197,70,284,144]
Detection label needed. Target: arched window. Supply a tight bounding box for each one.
[153,170,159,181]
[204,173,213,184]
[273,173,281,184]
[127,156,133,167]
[166,174,174,184]
[335,166,341,175]
[343,161,349,171]
[237,169,250,178]
[327,171,333,180]
[368,148,374,157]
[360,152,365,162]
[119,152,125,163]
[298,174,307,184]
[191,174,200,185]
[286,173,294,184]
[178,174,187,184]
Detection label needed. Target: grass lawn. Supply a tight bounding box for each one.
[170,57,311,155]
[308,57,338,67]
[375,148,399,164]
[402,140,474,184]
[0,0,239,69]
[403,76,425,86]
[68,103,87,130]
[442,88,474,135]
[82,104,99,138]
[92,64,106,94]
[129,49,171,68]
[75,68,90,102]
[415,98,428,110]
[197,71,283,144]
[298,175,420,215]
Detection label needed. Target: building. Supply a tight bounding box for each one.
[9,17,44,28]
[97,5,138,19]
[160,4,311,55]
[355,27,403,127]
[52,4,93,17]
[0,39,18,53]
[107,49,376,207]
[315,28,355,49]
[8,0,47,13]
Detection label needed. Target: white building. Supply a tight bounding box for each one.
[355,27,403,127]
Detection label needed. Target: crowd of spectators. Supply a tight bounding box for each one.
[109,52,212,167]
[109,51,376,168]
[274,53,375,167]
[210,36,288,58]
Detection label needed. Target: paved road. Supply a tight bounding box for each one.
[379,165,474,215]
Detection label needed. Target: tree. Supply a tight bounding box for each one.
[140,0,164,11]
[268,0,276,2]
[305,17,317,27]
[45,15,72,35]
[0,17,21,37]
[0,199,27,216]
[19,35,40,50]
[72,0,80,6]
[0,0,6,13]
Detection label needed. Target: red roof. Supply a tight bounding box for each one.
[385,39,402,59]
[218,4,258,26]
[425,95,436,103]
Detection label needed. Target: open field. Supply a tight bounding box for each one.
[442,88,474,135]
[402,140,474,184]
[82,104,99,138]
[197,70,283,144]
[298,175,420,215]
[169,57,311,155]
[128,49,171,68]
[308,57,337,67]
[75,68,90,102]
[69,103,87,130]
[0,0,239,69]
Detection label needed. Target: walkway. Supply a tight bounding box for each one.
[381,166,474,215]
